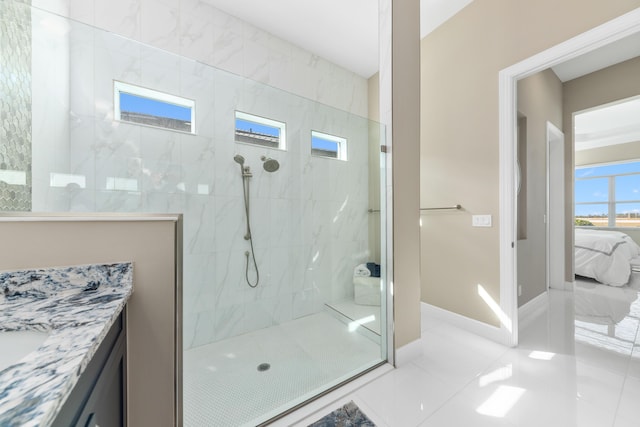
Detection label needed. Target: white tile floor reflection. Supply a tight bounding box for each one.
[287,282,640,427]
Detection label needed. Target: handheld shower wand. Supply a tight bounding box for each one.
[234,154,259,288]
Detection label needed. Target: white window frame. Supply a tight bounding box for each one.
[575,161,640,228]
[234,111,287,151]
[311,130,347,161]
[114,81,196,134]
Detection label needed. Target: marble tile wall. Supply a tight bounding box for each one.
[22,6,376,349]
[29,0,369,118]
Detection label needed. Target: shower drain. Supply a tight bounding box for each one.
[257,363,271,372]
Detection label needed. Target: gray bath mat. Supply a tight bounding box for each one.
[308,400,376,426]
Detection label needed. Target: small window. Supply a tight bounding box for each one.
[235,111,286,150]
[114,81,195,134]
[50,173,86,189]
[106,177,139,192]
[311,131,347,160]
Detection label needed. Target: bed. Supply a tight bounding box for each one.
[575,228,640,287]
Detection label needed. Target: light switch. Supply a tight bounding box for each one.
[472,215,492,227]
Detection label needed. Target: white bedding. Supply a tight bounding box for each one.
[575,228,640,286]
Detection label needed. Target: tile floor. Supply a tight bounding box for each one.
[286,282,640,427]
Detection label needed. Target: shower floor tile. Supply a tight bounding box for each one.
[183,311,382,426]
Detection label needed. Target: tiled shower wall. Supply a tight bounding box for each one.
[0,0,32,211]
[29,0,369,118]
[20,5,376,349]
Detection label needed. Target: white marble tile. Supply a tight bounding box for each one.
[95,0,141,41]
[211,9,244,76]
[213,246,251,304]
[212,195,244,251]
[179,0,215,64]
[253,246,293,299]
[242,23,270,84]
[31,0,69,16]
[292,287,322,320]
[213,303,245,342]
[142,189,185,212]
[310,158,333,202]
[628,346,640,378]
[268,42,293,94]
[139,122,180,159]
[94,122,142,190]
[288,46,319,103]
[69,23,95,120]
[243,296,291,333]
[140,44,181,95]
[615,375,640,426]
[180,59,216,137]
[95,190,143,212]
[140,0,179,54]
[190,309,217,348]
[290,245,310,292]
[94,40,141,115]
[180,134,216,196]
[69,0,94,26]
[355,362,460,427]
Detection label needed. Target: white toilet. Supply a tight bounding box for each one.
[353,276,381,306]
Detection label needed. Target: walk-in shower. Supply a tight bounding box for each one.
[1,2,388,425]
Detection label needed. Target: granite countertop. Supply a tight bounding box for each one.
[0,262,133,427]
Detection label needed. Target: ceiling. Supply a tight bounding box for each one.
[574,97,640,151]
[554,32,640,151]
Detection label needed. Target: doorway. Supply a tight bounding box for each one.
[499,8,640,347]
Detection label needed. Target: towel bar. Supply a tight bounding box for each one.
[420,204,462,211]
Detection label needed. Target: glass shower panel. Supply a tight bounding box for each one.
[1,3,388,425]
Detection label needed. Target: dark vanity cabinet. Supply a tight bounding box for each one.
[52,311,127,427]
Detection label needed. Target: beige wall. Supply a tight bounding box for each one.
[420,0,640,326]
[516,69,563,306]
[391,0,422,349]
[0,216,181,427]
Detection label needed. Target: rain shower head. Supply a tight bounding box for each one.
[233,154,245,165]
[261,156,280,173]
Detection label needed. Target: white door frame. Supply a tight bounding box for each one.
[498,8,640,347]
[546,122,565,291]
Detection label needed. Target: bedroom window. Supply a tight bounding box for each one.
[575,161,640,227]
[114,81,195,134]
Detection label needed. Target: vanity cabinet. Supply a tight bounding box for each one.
[52,311,127,427]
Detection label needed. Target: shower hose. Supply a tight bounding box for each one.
[241,173,260,288]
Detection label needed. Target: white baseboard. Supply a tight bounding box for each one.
[518,291,547,328]
[421,302,505,345]
[394,338,423,366]
[564,281,575,290]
